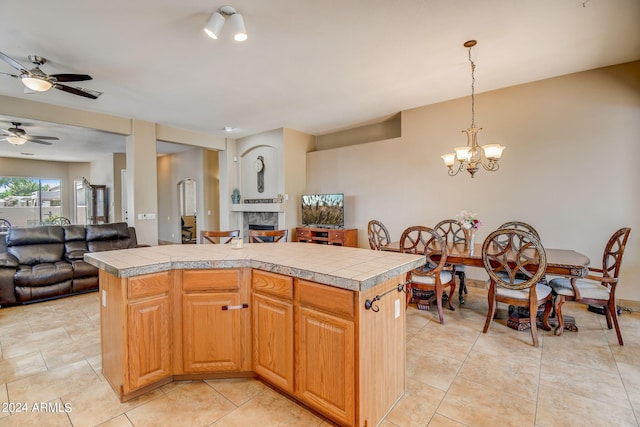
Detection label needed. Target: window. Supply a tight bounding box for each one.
[0,177,62,226]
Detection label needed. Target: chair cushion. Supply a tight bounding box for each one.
[496,282,552,300]
[411,270,453,285]
[548,277,610,300]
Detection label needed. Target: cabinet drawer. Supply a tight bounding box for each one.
[183,269,240,291]
[297,279,354,319]
[252,270,293,300]
[296,229,312,241]
[128,271,171,299]
[329,231,345,244]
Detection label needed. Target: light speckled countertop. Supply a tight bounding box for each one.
[84,242,425,292]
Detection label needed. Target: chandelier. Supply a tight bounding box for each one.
[441,40,505,178]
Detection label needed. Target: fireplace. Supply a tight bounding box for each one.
[243,212,278,242]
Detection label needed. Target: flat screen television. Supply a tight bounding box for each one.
[301,193,344,228]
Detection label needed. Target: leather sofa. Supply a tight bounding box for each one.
[0,222,142,307]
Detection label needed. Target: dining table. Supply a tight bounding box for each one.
[382,241,590,278]
[382,241,591,331]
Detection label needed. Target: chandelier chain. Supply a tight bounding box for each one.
[469,46,476,129]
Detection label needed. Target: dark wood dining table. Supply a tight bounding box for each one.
[382,242,590,278]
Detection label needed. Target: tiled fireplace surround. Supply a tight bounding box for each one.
[242,211,278,242]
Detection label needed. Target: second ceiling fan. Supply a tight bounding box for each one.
[0,122,59,146]
[0,51,102,99]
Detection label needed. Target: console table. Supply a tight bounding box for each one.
[295,227,358,247]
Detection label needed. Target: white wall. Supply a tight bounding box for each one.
[306,62,640,301]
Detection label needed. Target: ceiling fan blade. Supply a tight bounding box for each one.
[0,51,28,72]
[53,83,100,99]
[50,73,93,82]
[0,71,20,79]
[25,135,60,141]
[26,138,53,145]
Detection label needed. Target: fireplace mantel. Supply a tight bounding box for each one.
[231,203,285,213]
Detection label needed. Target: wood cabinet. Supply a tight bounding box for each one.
[100,270,172,400]
[296,279,355,426]
[295,227,358,247]
[127,295,171,390]
[178,269,251,374]
[252,270,294,392]
[252,270,356,426]
[100,263,406,427]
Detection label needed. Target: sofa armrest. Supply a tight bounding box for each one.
[0,252,19,268]
[0,267,17,306]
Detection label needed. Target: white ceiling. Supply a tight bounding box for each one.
[0,0,638,162]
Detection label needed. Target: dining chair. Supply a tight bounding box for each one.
[367,220,391,250]
[249,229,288,243]
[51,217,71,225]
[399,225,456,324]
[482,228,553,347]
[548,227,631,345]
[498,221,540,239]
[0,218,10,232]
[498,221,542,281]
[200,230,240,244]
[434,219,468,304]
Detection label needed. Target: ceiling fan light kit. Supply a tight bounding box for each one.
[6,136,26,145]
[20,75,53,92]
[204,5,247,41]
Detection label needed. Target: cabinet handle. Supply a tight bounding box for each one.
[222,303,249,311]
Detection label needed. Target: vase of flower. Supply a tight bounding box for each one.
[456,210,482,252]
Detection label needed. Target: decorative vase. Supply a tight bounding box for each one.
[464,228,476,252]
[231,188,241,204]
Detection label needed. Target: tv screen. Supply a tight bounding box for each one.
[301,193,344,228]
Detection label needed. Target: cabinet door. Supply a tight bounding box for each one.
[127,295,171,391]
[182,292,243,372]
[296,307,355,426]
[253,293,294,392]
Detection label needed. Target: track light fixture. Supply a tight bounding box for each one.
[204,5,247,41]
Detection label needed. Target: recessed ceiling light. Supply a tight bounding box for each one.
[224,126,234,132]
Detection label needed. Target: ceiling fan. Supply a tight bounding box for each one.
[0,122,59,146]
[0,51,102,99]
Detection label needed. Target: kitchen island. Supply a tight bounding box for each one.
[85,242,424,427]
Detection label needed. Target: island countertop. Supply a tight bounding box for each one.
[84,242,425,292]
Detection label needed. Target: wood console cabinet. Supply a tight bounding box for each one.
[295,227,358,247]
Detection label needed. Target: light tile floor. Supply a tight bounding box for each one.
[0,288,638,426]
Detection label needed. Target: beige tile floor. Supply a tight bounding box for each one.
[1,287,639,426]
